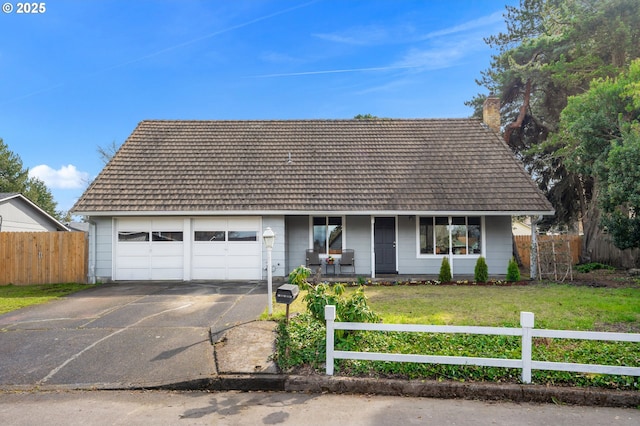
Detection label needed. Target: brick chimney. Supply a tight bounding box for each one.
[482,96,501,133]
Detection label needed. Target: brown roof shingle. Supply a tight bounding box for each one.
[72,119,553,214]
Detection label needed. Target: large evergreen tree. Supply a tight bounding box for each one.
[468,0,640,257]
[0,138,59,219]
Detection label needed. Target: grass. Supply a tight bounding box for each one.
[266,283,640,331]
[272,282,640,389]
[0,283,93,315]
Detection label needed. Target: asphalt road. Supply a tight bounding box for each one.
[0,281,267,388]
[1,390,639,426]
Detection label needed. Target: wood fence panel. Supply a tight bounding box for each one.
[0,232,88,285]
[514,235,582,271]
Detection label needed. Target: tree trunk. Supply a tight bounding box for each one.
[581,185,601,264]
[504,79,532,145]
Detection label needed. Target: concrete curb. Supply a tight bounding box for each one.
[2,375,638,408]
[142,374,640,408]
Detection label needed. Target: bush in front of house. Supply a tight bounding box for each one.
[474,256,489,283]
[506,257,521,282]
[438,257,452,282]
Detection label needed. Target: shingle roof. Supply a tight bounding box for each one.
[72,119,553,214]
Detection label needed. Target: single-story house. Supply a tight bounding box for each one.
[72,99,553,283]
[0,193,69,232]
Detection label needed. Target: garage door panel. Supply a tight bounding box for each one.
[191,216,261,280]
[117,268,153,280]
[115,218,184,281]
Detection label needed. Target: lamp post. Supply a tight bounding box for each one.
[263,227,275,316]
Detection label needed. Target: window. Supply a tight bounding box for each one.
[194,231,225,242]
[313,216,342,254]
[228,231,257,241]
[152,231,183,242]
[419,216,482,255]
[118,231,149,242]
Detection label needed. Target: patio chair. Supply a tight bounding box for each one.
[306,249,322,271]
[339,249,355,274]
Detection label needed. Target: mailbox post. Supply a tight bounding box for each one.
[276,284,300,323]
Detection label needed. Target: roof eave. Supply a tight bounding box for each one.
[73,209,556,217]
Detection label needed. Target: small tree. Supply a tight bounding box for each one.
[506,257,521,282]
[438,257,452,282]
[474,256,489,283]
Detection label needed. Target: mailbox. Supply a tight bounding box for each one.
[276,284,300,304]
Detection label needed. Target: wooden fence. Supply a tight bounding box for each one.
[324,306,640,383]
[0,232,88,285]
[514,235,582,271]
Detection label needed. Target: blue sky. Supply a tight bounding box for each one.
[0,0,516,213]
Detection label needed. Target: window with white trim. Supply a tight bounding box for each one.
[312,216,342,254]
[419,216,482,255]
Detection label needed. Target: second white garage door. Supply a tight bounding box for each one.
[191,217,262,280]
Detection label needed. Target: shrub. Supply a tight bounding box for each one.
[576,262,615,273]
[506,257,520,282]
[438,257,452,282]
[474,256,489,283]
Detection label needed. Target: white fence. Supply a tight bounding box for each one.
[324,305,640,383]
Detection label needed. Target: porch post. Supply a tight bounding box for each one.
[370,216,376,278]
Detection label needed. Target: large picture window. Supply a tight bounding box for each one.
[313,216,342,254]
[419,216,482,255]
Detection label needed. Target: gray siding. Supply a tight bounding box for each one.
[93,217,113,282]
[397,215,512,278]
[345,216,372,276]
[285,216,309,275]
[262,216,285,279]
[484,215,513,276]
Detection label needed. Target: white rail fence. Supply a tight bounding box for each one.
[324,305,640,383]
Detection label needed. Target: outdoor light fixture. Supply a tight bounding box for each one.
[263,227,276,315]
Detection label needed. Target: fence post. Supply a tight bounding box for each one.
[520,311,534,384]
[325,305,336,376]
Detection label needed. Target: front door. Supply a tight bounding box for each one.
[374,217,396,274]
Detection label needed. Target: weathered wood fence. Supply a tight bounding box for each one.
[0,232,88,285]
[324,306,640,383]
[515,234,640,269]
[514,235,582,270]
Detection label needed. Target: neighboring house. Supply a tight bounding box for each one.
[72,99,554,282]
[0,193,69,232]
[512,218,532,236]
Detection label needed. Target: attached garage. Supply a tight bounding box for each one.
[192,217,262,280]
[114,217,262,281]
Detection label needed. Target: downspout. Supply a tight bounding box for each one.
[370,216,375,279]
[448,216,454,280]
[530,215,542,280]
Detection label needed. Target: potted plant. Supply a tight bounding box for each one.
[326,255,335,264]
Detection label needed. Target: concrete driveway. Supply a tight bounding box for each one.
[0,281,267,389]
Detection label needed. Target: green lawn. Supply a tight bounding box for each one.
[0,283,93,315]
[272,282,640,389]
[267,283,640,332]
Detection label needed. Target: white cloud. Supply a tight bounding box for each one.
[29,164,89,189]
[313,11,503,46]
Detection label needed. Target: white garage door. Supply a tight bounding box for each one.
[192,217,262,280]
[115,218,184,281]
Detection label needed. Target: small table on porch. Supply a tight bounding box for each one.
[325,261,336,275]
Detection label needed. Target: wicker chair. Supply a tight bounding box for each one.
[306,249,322,270]
[339,249,355,274]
